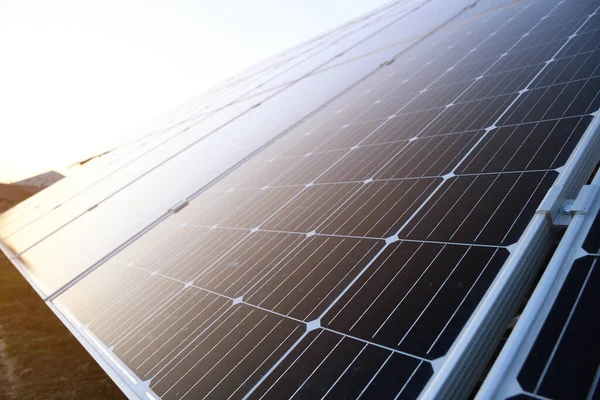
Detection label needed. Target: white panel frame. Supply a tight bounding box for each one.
[476,171,600,399]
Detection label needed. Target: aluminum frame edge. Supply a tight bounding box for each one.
[0,238,143,399]
[47,300,143,400]
[475,172,600,399]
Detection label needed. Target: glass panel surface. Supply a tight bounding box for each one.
[10,0,600,398]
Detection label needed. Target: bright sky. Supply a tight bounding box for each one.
[0,0,390,183]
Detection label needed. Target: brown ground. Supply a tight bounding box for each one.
[0,253,126,400]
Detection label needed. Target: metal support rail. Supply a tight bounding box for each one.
[475,168,600,399]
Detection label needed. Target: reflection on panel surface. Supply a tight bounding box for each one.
[0,0,419,250]
[10,43,410,295]
[5,0,600,398]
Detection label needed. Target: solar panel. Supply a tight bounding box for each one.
[1,0,600,399]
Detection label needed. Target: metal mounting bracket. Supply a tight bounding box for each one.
[169,200,189,214]
[536,183,599,228]
[570,183,599,215]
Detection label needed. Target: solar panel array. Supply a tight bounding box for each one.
[1,0,600,399]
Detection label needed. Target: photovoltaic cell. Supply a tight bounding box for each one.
[1,0,599,399]
[401,172,557,246]
[322,242,508,358]
[247,329,433,399]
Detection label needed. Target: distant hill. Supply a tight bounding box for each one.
[0,171,64,213]
[14,171,64,190]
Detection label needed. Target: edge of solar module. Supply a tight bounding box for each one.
[419,110,600,400]
[0,242,145,398]
[475,169,600,400]
[47,302,145,399]
[0,241,48,298]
